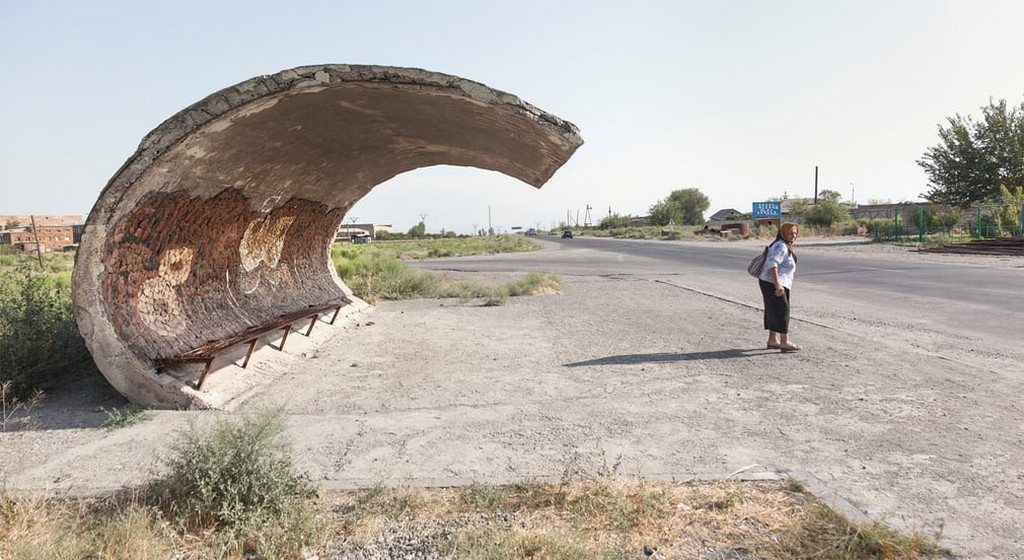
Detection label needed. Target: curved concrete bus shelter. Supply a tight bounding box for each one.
[72,64,582,409]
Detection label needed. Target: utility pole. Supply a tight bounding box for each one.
[348,215,358,241]
[584,205,592,227]
[814,165,819,204]
[29,214,44,269]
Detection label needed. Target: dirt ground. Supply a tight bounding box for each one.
[2,238,1022,559]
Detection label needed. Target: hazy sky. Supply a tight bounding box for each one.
[3,1,1023,233]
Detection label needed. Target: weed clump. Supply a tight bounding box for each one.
[155,407,326,555]
[332,238,560,304]
[0,267,97,398]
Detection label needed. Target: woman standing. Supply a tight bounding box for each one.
[758,222,800,352]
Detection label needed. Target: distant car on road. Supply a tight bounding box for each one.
[526,228,538,236]
[352,235,371,244]
[561,230,573,239]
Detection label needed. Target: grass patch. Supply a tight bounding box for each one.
[586,225,703,240]
[100,403,152,430]
[336,235,539,262]
[156,407,315,531]
[1,380,44,432]
[0,490,174,560]
[0,266,98,399]
[0,248,74,275]
[332,238,560,304]
[0,406,333,558]
[325,479,952,559]
[0,477,953,559]
[776,501,950,559]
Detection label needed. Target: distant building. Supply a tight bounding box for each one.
[1,221,78,253]
[847,202,932,221]
[335,223,393,240]
[708,208,743,223]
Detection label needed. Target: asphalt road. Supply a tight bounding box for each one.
[413,235,1024,349]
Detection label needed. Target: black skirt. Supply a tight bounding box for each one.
[759,279,791,334]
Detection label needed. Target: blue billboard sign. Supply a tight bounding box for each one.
[752,201,782,218]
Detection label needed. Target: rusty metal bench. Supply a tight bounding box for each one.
[155,300,348,389]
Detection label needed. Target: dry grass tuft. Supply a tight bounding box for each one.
[0,489,173,560]
[0,478,954,559]
[324,478,953,559]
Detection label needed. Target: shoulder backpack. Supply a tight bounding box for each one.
[748,240,789,277]
[747,246,769,277]
[749,239,786,276]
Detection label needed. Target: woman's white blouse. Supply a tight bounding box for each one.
[758,240,796,289]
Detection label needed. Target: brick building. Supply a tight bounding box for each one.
[0,215,84,252]
[0,222,78,253]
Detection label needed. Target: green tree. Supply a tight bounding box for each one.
[787,199,809,217]
[1,269,96,396]
[934,207,963,229]
[599,213,633,229]
[817,189,843,203]
[3,220,20,230]
[407,221,426,238]
[649,188,709,226]
[918,97,1024,207]
[994,185,1024,234]
[804,198,850,227]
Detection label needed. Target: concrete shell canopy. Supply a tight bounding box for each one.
[72,64,583,408]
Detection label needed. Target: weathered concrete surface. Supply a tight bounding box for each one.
[72,65,582,409]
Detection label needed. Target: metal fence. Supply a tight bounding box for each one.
[872,203,1024,243]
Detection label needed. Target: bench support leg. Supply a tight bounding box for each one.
[329,305,342,325]
[305,314,318,336]
[241,338,259,369]
[278,325,291,350]
[195,358,215,390]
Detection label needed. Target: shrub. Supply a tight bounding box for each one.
[934,207,963,229]
[338,252,440,302]
[589,226,661,239]
[857,218,886,234]
[755,224,779,239]
[0,267,97,397]
[804,200,850,227]
[332,238,556,303]
[599,214,635,229]
[158,407,314,531]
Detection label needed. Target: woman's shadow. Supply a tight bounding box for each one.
[565,348,775,367]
